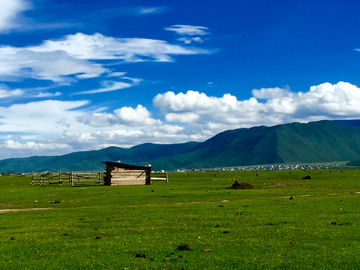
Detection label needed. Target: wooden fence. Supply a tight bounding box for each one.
[151,172,169,183]
[31,170,103,186]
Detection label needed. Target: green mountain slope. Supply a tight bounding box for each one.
[1,120,360,172]
[150,120,360,169]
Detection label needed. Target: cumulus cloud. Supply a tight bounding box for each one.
[0,139,72,160]
[3,80,360,160]
[2,140,70,150]
[165,25,210,36]
[0,0,31,33]
[61,124,188,150]
[154,82,360,132]
[76,105,162,127]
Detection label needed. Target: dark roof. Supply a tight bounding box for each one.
[101,161,151,170]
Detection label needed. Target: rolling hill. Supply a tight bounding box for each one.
[1,120,360,172]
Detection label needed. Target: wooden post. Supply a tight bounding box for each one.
[31,171,34,185]
[59,170,62,185]
[98,172,101,183]
[70,171,73,186]
[165,172,169,183]
[49,172,52,184]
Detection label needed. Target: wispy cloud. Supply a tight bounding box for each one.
[0,0,31,33]
[0,88,24,99]
[98,6,169,17]
[34,92,62,98]
[138,7,169,15]
[178,37,206,44]
[165,25,210,36]
[0,33,214,84]
[73,80,137,95]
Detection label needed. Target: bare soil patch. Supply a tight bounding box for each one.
[0,208,52,214]
[270,183,290,188]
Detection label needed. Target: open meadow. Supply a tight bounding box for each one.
[1,169,360,269]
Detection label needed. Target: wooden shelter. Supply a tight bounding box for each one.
[102,161,151,186]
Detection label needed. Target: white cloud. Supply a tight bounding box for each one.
[76,105,162,127]
[0,100,89,135]
[28,33,211,61]
[165,112,200,123]
[178,37,205,44]
[73,81,136,95]
[0,47,108,83]
[2,140,70,151]
[165,25,210,36]
[34,92,62,98]
[0,33,213,84]
[0,88,24,98]
[154,82,360,132]
[138,7,168,15]
[2,80,359,160]
[0,0,31,33]
[106,72,127,77]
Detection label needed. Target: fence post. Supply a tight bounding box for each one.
[31,171,34,185]
[70,171,73,186]
[165,172,169,183]
[99,172,101,183]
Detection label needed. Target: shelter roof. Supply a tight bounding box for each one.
[101,161,151,170]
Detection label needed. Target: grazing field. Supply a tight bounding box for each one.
[1,169,360,269]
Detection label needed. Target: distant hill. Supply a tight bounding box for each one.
[0,142,199,173]
[1,120,360,172]
[149,120,360,170]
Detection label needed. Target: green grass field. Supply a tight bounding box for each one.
[1,169,360,269]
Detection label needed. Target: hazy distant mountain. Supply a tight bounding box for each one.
[1,120,360,172]
[0,142,199,173]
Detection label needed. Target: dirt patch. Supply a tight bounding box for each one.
[227,181,253,189]
[0,208,52,214]
[270,183,289,188]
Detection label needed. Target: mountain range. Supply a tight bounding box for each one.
[1,120,360,173]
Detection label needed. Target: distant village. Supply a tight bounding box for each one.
[178,163,342,173]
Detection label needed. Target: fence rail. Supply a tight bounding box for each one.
[151,172,169,183]
[31,170,103,186]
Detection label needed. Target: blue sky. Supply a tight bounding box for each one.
[1,0,360,159]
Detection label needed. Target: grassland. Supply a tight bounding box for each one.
[1,169,360,269]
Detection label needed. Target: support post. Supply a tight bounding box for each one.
[70,171,73,186]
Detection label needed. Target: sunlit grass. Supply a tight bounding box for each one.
[1,169,360,269]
